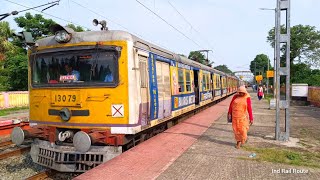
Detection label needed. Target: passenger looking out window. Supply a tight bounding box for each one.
[104,65,114,82]
[64,63,80,81]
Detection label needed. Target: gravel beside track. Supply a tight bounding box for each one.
[0,154,45,180]
[0,153,81,180]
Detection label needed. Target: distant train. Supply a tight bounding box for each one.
[11,22,242,172]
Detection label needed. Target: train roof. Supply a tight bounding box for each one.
[36,29,232,76]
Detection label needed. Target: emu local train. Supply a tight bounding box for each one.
[11,23,241,172]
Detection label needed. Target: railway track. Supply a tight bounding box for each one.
[25,170,53,180]
[0,140,31,160]
[0,141,13,148]
[0,146,30,160]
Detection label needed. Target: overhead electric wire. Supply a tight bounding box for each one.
[70,0,170,50]
[11,0,59,14]
[168,1,215,51]
[4,0,91,30]
[135,0,203,49]
[70,0,137,34]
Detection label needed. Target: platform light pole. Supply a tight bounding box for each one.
[259,7,277,96]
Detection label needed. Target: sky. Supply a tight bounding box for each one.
[2,0,320,72]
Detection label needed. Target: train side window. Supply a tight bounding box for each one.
[138,55,148,88]
[185,70,191,92]
[178,68,185,93]
[222,78,224,88]
[213,75,216,89]
[202,74,206,91]
[206,74,210,90]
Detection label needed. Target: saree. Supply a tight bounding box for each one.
[231,94,250,144]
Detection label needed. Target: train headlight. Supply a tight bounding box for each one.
[54,30,71,43]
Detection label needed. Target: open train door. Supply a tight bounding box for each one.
[138,54,149,126]
[193,69,200,105]
[156,61,171,119]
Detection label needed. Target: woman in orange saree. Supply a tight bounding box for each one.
[228,86,254,149]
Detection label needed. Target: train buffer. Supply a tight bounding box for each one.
[76,89,320,180]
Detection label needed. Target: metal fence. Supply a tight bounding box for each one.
[0,91,29,109]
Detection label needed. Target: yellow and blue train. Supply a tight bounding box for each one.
[11,23,241,172]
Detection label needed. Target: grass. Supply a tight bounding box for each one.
[242,146,320,169]
[0,106,28,116]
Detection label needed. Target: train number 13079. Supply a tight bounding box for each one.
[54,94,77,102]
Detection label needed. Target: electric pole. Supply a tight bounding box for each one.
[275,0,290,141]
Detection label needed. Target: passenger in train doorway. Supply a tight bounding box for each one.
[227,86,253,149]
[257,85,264,100]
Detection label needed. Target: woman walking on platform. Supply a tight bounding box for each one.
[257,85,264,100]
[228,86,254,149]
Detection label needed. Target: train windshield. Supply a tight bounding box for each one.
[31,49,119,87]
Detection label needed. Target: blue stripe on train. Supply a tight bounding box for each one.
[171,93,195,111]
[148,52,159,120]
[200,90,213,101]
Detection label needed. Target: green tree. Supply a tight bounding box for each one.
[0,64,9,91]
[14,12,56,40]
[290,63,320,86]
[214,64,232,74]
[5,53,28,90]
[267,25,320,67]
[188,51,206,64]
[307,71,320,86]
[66,23,85,32]
[250,54,271,76]
[0,21,26,91]
[0,21,16,61]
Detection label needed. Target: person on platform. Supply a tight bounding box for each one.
[227,86,253,149]
[257,85,264,100]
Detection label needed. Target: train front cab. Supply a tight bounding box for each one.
[22,38,133,172]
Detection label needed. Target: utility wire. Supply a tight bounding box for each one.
[1,0,59,21]
[70,0,171,50]
[70,0,145,37]
[12,0,59,13]
[4,0,91,30]
[135,0,203,49]
[168,1,215,50]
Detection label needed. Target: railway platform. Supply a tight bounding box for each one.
[0,110,28,124]
[75,90,320,179]
[0,110,29,140]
